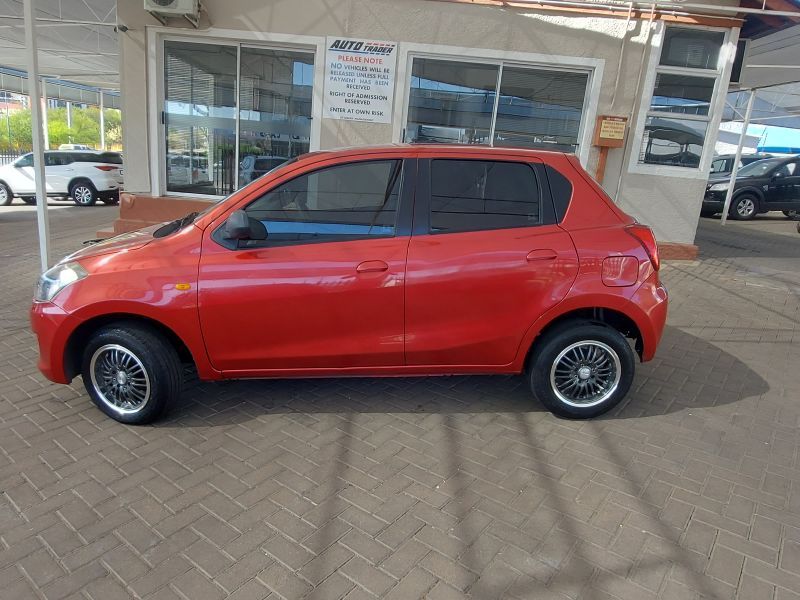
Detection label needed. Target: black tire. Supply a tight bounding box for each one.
[0,182,12,206]
[783,210,799,219]
[69,180,98,206]
[730,194,758,221]
[528,322,635,419]
[81,324,182,424]
[22,196,36,205]
[101,196,119,205]
[700,209,716,218]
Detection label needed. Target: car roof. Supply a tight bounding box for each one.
[295,143,569,163]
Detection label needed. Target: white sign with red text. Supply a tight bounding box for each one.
[323,37,397,124]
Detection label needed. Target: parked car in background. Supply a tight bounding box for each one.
[702,155,800,220]
[58,144,94,151]
[167,153,211,187]
[709,153,773,178]
[0,150,123,207]
[31,144,667,424]
[238,154,288,186]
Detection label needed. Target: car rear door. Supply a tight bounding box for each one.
[404,155,579,368]
[198,156,414,373]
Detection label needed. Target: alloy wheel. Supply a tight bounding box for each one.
[736,197,756,218]
[73,185,94,205]
[89,344,151,415]
[549,340,622,408]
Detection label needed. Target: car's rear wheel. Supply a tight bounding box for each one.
[783,209,799,219]
[529,323,635,419]
[0,182,12,206]
[731,194,758,220]
[81,324,182,424]
[70,180,98,206]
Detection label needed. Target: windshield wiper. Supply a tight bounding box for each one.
[153,212,200,238]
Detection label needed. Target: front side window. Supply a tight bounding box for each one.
[245,160,401,244]
[15,154,33,167]
[405,58,589,154]
[638,26,724,169]
[710,158,728,173]
[429,159,540,233]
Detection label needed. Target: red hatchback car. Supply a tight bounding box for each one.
[31,145,667,424]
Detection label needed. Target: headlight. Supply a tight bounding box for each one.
[34,262,88,302]
[709,183,729,192]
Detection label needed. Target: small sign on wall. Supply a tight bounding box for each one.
[593,115,628,148]
[323,37,397,124]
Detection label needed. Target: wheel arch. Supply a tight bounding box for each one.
[63,313,195,381]
[733,186,764,205]
[68,176,96,192]
[522,306,644,371]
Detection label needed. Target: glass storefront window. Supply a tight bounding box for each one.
[638,26,724,168]
[639,116,707,168]
[494,67,588,153]
[238,47,314,187]
[164,41,237,196]
[164,41,315,196]
[650,73,714,116]
[406,59,498,145]
[405,58,589,153]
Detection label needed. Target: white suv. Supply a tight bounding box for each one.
[0,150,124,207]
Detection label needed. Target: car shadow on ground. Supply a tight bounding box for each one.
[159,324,768,427]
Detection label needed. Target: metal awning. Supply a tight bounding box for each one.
[0,0,118,90]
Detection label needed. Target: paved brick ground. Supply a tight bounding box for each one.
[1,203,799,600]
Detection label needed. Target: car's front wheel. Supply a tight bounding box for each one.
[21,196,36,205]
[0,182,12,206]
[529,323,635,419]
[81,324,182,424]
[731,194,758,220]
[70,180,98,206]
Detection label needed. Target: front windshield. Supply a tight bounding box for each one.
[737,158,783,177]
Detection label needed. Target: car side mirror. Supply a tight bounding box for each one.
[222,210,267,241]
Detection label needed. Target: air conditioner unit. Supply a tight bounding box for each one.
[145,0,200,27]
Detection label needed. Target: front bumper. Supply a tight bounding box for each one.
[30,301,78,383]
[703,190,726,213]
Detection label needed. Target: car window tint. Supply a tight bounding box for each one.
[15,154,33,167]
[710,158,727,173]
[246,159,401,243]
[430,159,540,233]
[45,153,70,166]
[545,164,572,223]
[98,152,123,165]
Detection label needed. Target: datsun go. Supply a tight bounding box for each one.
[31,145,668,424]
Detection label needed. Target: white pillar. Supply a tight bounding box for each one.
[720,90,756,226]
[41,79,49,150]
[99,90,105,150]
[23,0,50,272]
[66,101,71,129]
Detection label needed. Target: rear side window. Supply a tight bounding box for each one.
[71,152,121,164]
[429,160,540,233]
[245,159,401,244]
[45,153,72,166]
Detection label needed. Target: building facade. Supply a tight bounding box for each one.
[115,0,743,254]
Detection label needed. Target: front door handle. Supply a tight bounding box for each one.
[356,260,389,273]
[526,249,558,262]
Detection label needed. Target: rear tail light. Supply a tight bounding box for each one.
[625,224,660,271]
[94,165,118,171]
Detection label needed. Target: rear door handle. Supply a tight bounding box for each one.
[356,260,389,273]
[526,249,558,262]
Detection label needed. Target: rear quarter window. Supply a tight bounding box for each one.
[544,165,573,223]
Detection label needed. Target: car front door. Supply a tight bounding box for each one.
[5,153,36,194]
[198,156,413,373]
[765,161,799,210]
[404,156,579,368]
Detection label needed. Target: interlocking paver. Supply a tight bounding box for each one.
[2,206,800,599]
